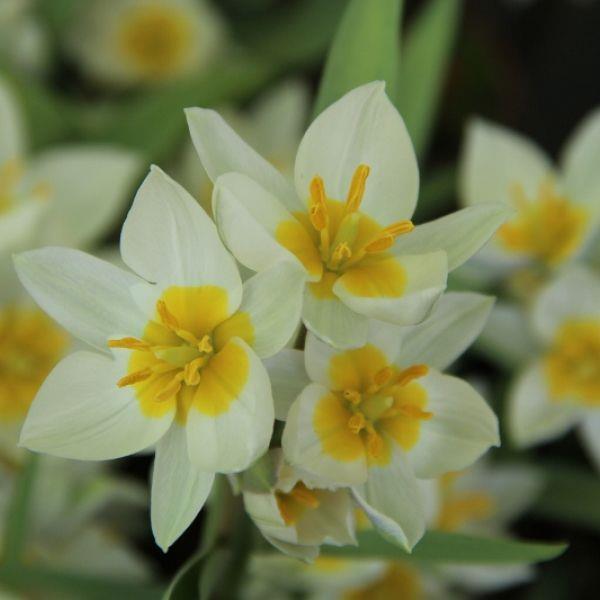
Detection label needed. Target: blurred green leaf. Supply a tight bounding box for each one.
[0,565,163,600]
[397,0,462,159]
[322,530,567,564]
[199,549,231,600]
[163,550,208,600]
[313,0,403,118]
[534,464,600,533]
[35,0,79,34]
[413,164,456,223]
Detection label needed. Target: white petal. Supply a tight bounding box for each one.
[282,383,368,487]
[295,82,419,224]
[508,362,580,448]
[0,197,47,258]
[409,370,499,478]
[151,424,214,552]
[29,146,142,247]
[213,172,308,275]
[185,107,301,212]
[20,351,174,460]
[352,446,425,551]
[396,292,494,371]
[264,349,310,421]
[532,266,600,344]
[392,204,513,271]
[186,339,274,473]
[0,74,25,162]
[121,166,242,304]
[14,247,147,351]
[441,564,533,593]
[302,287,369,349]
[460,118,552,207]
[333,251,447,326]
[579,414,600,473]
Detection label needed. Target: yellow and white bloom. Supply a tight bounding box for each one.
[187,82,510,348]
[508,266,600,468]
[67,0,224,88]
[242,449,356,561]
[460,111,600,286]
[177,80,308,215]
[275,292,499,550]
[14,166,304,551]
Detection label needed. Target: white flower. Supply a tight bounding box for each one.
[459,111,600,283]
[14,166,304,550]
[242,449,356,561]
[508,266,600,469]
[66,0,225,88]
[271,292,499,550]
[187,81,510,348]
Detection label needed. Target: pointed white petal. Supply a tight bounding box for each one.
[460,118,551,207]
[295,82,418,223]
[186,339,273,473]
[532,266,600,344]
[409,370,499,478]
[20,351,174,459]
[579,414,600,473]
[392,204,513,271]
[0,197,47,258]
[151,424,214,552]
[121,166,242,304]
[396,292,494,371]
[14,247,147,351]
[30,146,142,247]
[185,107,301,212]
[264,349,310,421]
[508,362,580,448]
[352,446,425,551]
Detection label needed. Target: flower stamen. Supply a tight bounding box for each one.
[345,164,370,213]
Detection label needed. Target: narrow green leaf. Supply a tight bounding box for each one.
[322,530,566,565]
[163,550,208,600]
[534,464,600,533]
[313,0,403,118]
[2,452,39,564]
[199,549,231,600]
[413,164,456,223]
[0,565,163,600]
[397,0,462,158]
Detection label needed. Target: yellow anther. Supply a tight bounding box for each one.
[117,368,152,387]
[345,164,370,213]
[108,337,150,350]
[396,404,433,420]
[373,366,393,388]
[364,220,414,253]
[366,430,384,459]
[309,176,329,229]
[183,356,206,386]
[348,412,367,434]
[397,364,429,386]
[309,203,328,231]
[197,334,213,354]
[328,242,352,269]
[343,389,362,405]
[155,372,184,402]
[156,300,180,330]
[290,483,321,509]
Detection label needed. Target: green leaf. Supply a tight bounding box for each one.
[199,549,231,600]
[0,565,163,600]
[397,0,462,158]
[413,164,456,223]
[534,464,600,533]
[322,530,566,565]
[163,550,208,600]
[313,0,403,118]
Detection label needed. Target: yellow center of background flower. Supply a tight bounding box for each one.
[276,165,412,299]
[497,179,587,265]
[0,158,51,214]
[343,562,423,600]
[109,286,253,424]
[0,306,68,422]
[313,345,432,466]
[117,4,194,79]
[275,481,321,526]
[544,318,600,406]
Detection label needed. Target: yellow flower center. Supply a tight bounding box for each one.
[544,318,600,406]
[435,471,495,532]
[344,562,423,600]
[0,306,68,422]
[276,165,413,299]
[108,286,253,424]
[497,179,587,265]
[275,481,321,526]
[117,3,194,79]
[314,345,432,466]
[0,158,51,215]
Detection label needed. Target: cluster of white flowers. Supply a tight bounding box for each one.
[13,82,508,556]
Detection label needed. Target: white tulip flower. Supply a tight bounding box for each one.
[187,82,510,348]
[14,166,304,551]
[271,292,499,551]
[508,267,600,468]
